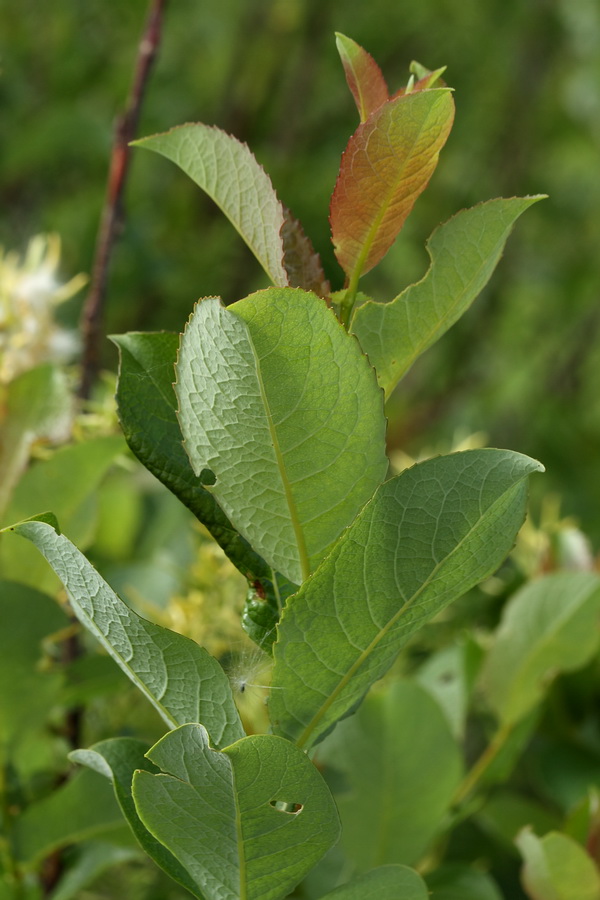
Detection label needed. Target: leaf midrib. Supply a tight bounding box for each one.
[295,479,525,748]
[244,327,311,584]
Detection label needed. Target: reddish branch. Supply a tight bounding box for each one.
[78,0,167,399]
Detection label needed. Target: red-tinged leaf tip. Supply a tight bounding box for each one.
[330,88,455,284]
[335,32,389,123]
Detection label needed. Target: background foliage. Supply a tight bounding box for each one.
[1,1,600,899]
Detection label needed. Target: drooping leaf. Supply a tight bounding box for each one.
[516,828,600,900]
[131,723,341,900]
[9,520,244,747]
[330,88,454,284]
[176,288,387,585]
[71,738,202,898]
[13,769,123,866]
[133,124,288,286]
[320,865,428,899]
[350,197,544,398]
[315,680,462,868]
[281,208,330,297]
[113,331,271,582]
[425,864,503,900]
[480,572,600,726]
[335,33,389,123]
[0,434,125,591]
[270,449,543,748]
[0,363,71,519]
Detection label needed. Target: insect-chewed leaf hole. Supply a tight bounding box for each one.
[270,799,303,814]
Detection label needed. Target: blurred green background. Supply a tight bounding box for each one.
[1,0,599,537]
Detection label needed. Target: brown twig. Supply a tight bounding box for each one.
[78,0,167,400]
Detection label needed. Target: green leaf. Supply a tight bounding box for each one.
[133,124,288,286]
[480,571,600,726]
[0,434,125,591]
[113,331,270,582]
[330,89,454,285]
[350,197,544,398]
[335,33,389,123]
[425,864,502,900]
[71,738,202,898]
[10,521,244,746]
[516,828,600,900]
[320,865,428,899]
[270,449,543,748]
[0,580,67,744]
[476,790,560,852]
[315,680,462,868]
[48,842,140,900]
[131,723,341,900]
[13,769,123,866]
[0,363,71,520]
[176,289,387,585]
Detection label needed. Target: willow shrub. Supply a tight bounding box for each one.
[9,34,593,900]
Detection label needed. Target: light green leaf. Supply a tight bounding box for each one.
[13,769,123,866]
[71,738,202,898]
[0,364,71,519]
[315,680,462,868]
[425,864,502,899]
[132,723,340,900]
[480,572,600,726]
[134,124,288,286]
[350,197,544,398]
[516,828,600,900]
[320,865,428,899]
[9,521,244,746]
[176,288,387,585]
[270,449,543,748]
[113,331,272,583]
[0,434,125,591]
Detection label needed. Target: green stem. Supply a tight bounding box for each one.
[451,721,514,809]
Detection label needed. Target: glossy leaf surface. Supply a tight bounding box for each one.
[320,865,428,899]
[335,33,388,122]
[351,197,543,397]
[330,88,454,283]
[71,738,202,897]
[316,680,462,868]
[270,449,543,748]
[10,521,244,746]
[132,724,340,900]
[480,571,600,726]
[517,828,600,900]
[176,288,387,584]
[134,124,288,286]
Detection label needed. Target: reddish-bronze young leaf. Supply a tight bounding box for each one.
[281,209,330,298]
[330,89,455,284]
[335,32,389,123]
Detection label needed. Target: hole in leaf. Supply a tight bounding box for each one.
[200,468,216,486]
[270,799,303,815]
